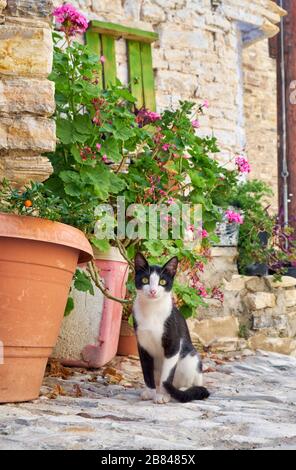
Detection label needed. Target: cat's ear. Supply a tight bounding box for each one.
[135,252,149,272]
[162,256,178,277]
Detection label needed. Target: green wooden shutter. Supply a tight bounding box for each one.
[86,32,117,88]
[140,42,156,111]
[87,21,158,109]
[101,35,117,87]
[85,31,103,87]
[127,41,156,111]
[128,40,144,108]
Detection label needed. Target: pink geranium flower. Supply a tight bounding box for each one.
[235,156,251,174]
[195,282,208,298]
[136,109,161,127]
[162,144,170,151]
[100,55,106,64]
[201,229,208,238]
[53,3,88,36]
[192,120,200,129]
[196,228,208,238]
[167,197,175,205]
[225,210,244,224]
[203,99,209,109]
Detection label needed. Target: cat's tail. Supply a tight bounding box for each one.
[163,381,210,403]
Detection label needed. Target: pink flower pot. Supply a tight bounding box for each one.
[59,248,129,368]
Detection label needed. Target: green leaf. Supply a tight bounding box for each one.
[56,118,74,145]
[71,145,82,163]
[179,305,193,319]
[128,315,134,327]
[59,171,81,184]
[59,171,83,196]
[73,114,93,135]
[113,118,135,141]
[91,238,111,252]
[109,173,126,193]
[64,297,74,316]
[189,171,206,189]
[100,137,121,162]
[81,165,111,199]
[74,270,94,295]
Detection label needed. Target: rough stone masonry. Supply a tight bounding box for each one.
[0,0,55,186]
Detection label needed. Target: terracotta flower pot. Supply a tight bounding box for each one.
[117,319,138,357]
[0,213,93,403]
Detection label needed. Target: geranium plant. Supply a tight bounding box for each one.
[227,179,296,276]
[0,4,244,318]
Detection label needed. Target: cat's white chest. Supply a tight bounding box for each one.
[134,295,172,359]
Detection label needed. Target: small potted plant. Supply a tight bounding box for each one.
[268,219,296,277]
[227,179,295,277]
[117,310,139,357]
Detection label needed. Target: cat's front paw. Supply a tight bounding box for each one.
[154,392,171,404]
[141,388,156,401]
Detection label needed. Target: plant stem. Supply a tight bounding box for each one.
[114,237,134,271]
[87,260,133,305]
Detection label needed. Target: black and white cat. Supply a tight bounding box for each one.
[133,252,210,404]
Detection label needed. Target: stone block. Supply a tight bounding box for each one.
[245,277,268,293]
[266,276,296,289]
[189,315,239,347]
[159,28,208,50]
[209,337,240,353]
[0,78,55,116]
[285,290,296,308]
[0,25,53,77]
[0,154,52,185]
[252,312,273,330]
[245,292,276,310]
[0,116,56,152]
[0,1,6,14]
[287,311,296,338]
[223,274,247,291]
[4,0,53,18]
[141,0,166,23]
[248,334,296,356]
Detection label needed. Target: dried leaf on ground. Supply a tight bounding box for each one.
[102,366,124,384]
[88,376,99,383]
[46,384,67,399]
[73,384,83,398]
[45,360,74,380]
[204,367,216,373]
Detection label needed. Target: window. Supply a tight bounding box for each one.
[86,21,158,111]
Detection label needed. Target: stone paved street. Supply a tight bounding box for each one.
[0,351,296,450]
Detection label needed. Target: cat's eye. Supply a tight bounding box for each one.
[159,279,167,286]
[142,277,149,284]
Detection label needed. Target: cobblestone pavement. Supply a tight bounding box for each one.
[0,351,296,450]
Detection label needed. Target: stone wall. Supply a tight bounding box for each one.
[0,0,55,186]
[189,274,296,356]
[243,39,278,211]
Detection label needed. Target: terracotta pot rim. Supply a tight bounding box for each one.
[0,212,93,263]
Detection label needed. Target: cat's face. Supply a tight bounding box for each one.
[134,253,178,301]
